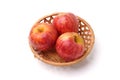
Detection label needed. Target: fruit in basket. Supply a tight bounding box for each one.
[53,13,79,34]
[29,23,58,51]
[56,32,85,61]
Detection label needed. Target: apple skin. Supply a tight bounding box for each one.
[56,32,85,62]
[29,23,58,51]
[53,13,79,34]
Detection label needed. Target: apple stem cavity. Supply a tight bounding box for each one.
[37,28,43,32]
[74,36,77,43]
[74,35,80,43]
[74,35,83,44]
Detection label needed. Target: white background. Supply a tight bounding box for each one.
[0,0,120,80]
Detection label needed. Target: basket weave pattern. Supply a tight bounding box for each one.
[30,13,95,66]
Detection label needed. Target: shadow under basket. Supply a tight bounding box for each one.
[29,12,95,66]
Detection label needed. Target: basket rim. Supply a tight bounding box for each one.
[29,12,95,66]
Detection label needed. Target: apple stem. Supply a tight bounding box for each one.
[37,28,43,32]
[74,36,77,42]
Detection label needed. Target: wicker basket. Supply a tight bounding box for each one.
[29,12,95,66]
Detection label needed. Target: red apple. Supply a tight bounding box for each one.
[29,23,58,51]
[53,12,79,34]
[56,32,85,62]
